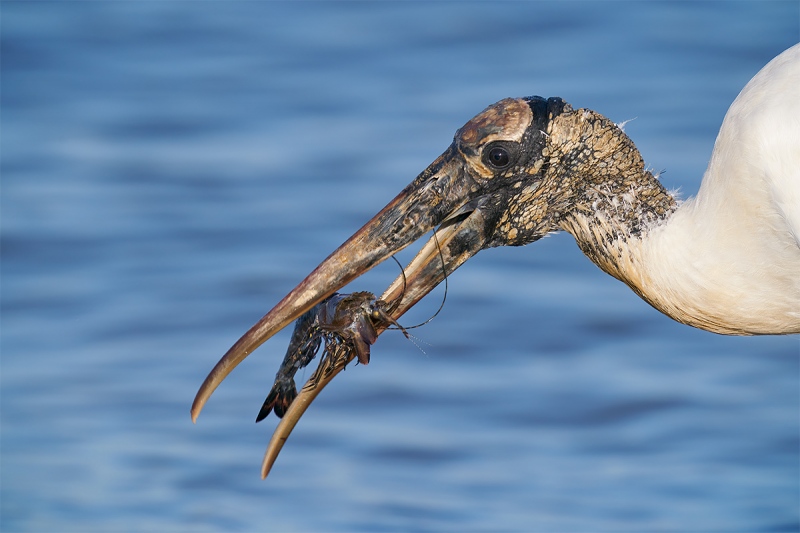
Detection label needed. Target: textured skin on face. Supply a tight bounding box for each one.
[457,103,676,250]
[456,98,533,178]
[543,109,677,274]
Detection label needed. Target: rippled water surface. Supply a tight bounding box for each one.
[2,2,799,532]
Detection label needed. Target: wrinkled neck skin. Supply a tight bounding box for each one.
[546,109,798,335]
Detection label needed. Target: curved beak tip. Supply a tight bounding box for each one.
[192,148,497,477]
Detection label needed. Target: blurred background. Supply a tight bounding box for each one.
[2,2,798,532]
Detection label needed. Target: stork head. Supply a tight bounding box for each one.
[191,95,671,421]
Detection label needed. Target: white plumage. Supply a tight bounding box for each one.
[620,44,800,334]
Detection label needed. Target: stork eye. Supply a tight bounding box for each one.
[488,147,509,166]
[482,142,517,170]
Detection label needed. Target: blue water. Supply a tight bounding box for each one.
[2,2,798,532]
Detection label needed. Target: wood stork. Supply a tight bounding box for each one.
[192,44,800,476]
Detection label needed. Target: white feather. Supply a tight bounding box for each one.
[630,44,800,334]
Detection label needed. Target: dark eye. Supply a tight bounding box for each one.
[482,142,517,170]
[488,147,509,167]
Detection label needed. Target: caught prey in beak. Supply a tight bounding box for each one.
[192,93,692,477]
[192,96,569,421]
[192,96,573,476]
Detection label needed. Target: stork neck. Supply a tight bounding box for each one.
[547,110,715,329]
[558,164,679,303]
[559,108,800,335]
[547,110,678,286]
